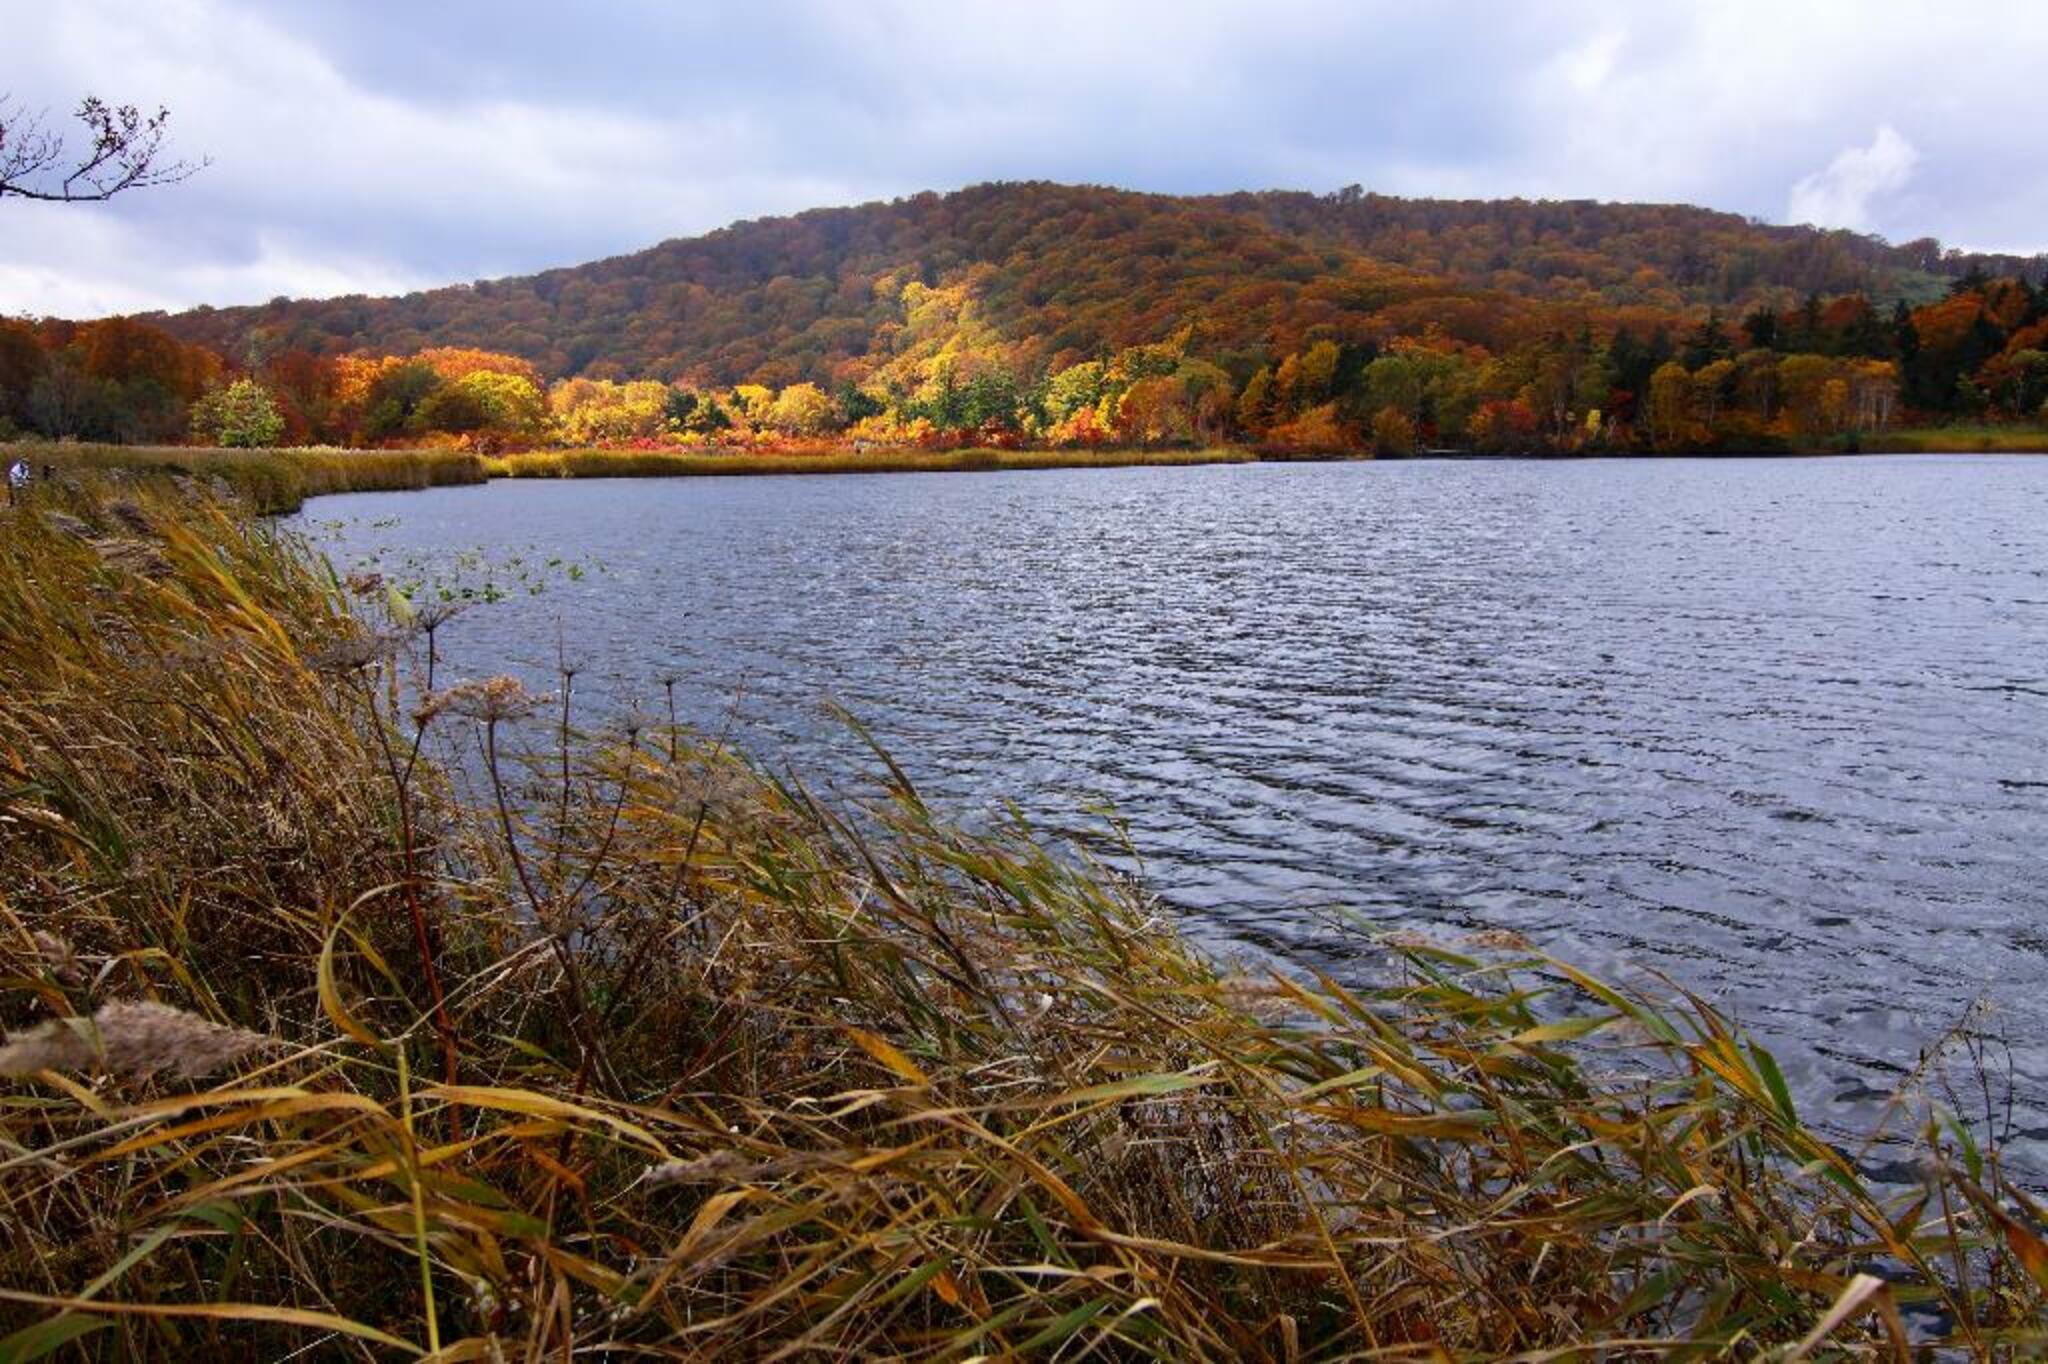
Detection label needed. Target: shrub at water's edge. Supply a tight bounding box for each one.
[0,474,2044,1358]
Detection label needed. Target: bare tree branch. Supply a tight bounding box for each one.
[0,92,207,202]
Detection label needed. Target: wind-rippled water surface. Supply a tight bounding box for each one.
[297,456,2048,1151]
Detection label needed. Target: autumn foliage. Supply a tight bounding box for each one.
[5,184,2046,455]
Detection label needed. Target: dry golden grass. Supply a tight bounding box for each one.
[0,474,2042,1359]
[1862,427,2048,454]
[11,441,486,513]
[482,445,1257,479]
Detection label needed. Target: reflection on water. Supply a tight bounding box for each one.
[297,456,2048,1156]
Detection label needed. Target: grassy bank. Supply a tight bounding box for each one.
[1,475,2044,1358]
[11,442,487,514]
[483,445,1258,479]
[1861,426,2048,454]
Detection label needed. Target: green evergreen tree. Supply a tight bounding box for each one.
[1842,302,1892,359]
[685,393,731,435]
[663,387,698,427]
[192,378,284,448]
[834,384,884,425]
[1680,310,1731,369]
[2016,274,2044,325]
[1741,306,1779,350]
[1891,301,1918,362]
[1796,292,1825,353]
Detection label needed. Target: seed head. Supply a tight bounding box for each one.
[646,1147,849,1187]
[417,675,547,724]
[413,601,468,634]
[611,707,666,744]
[41,511,95,541]
[31,931,87,987]
[306,630,403,675]
[92,537,173,579]
[105,500,156,537]
[0,1001,271,1080]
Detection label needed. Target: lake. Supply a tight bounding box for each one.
[296,455,2048,1158]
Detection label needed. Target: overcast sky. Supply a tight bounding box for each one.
[4,0,2044,318]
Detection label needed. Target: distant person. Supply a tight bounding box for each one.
[6,456,27,507]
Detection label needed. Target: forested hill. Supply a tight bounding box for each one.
[145,182,2041,389]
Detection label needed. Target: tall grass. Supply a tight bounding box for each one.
[0,475,2043,1358]
[483,445,1256,479]
[11,442,486,513]
[1862,427,2048,454]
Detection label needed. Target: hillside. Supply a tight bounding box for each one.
[8,182,2045,455]
[144,182,2040,389]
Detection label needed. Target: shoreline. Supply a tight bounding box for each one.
[481,444,1257,480]
[12,431,2047,515]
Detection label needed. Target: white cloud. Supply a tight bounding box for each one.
[0,203,432,316]
[1787,125,1920,232]
[1558,30,1624,95]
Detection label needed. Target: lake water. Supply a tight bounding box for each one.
[296,456,2048,1157]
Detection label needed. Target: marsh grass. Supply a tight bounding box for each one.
[11,442,486,513]
[0,475,2044,1358]
[482,445,1257,479]
[1861,427,2048,454]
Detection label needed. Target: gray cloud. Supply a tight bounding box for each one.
[2,0,2043,318]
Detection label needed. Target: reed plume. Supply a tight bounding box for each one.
[0,1001,271,1080]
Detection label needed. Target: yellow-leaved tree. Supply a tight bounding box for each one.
[768,382,835,436]
[549,378,669,444]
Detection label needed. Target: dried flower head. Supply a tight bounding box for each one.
[610,708,667,744]
[40,510,94,541]
[168,636,263,676]
[645,1147,852,1187]
[91,537,173,579]
[0,1001,271,1080]
[413,601,468,634]
[31,931,87,988]
[1214,976,1296,1024]
[306,630,404,675]
[105,499,156,537]
[416,675,546,724]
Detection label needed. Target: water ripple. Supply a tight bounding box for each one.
[299,455,2048,1156]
